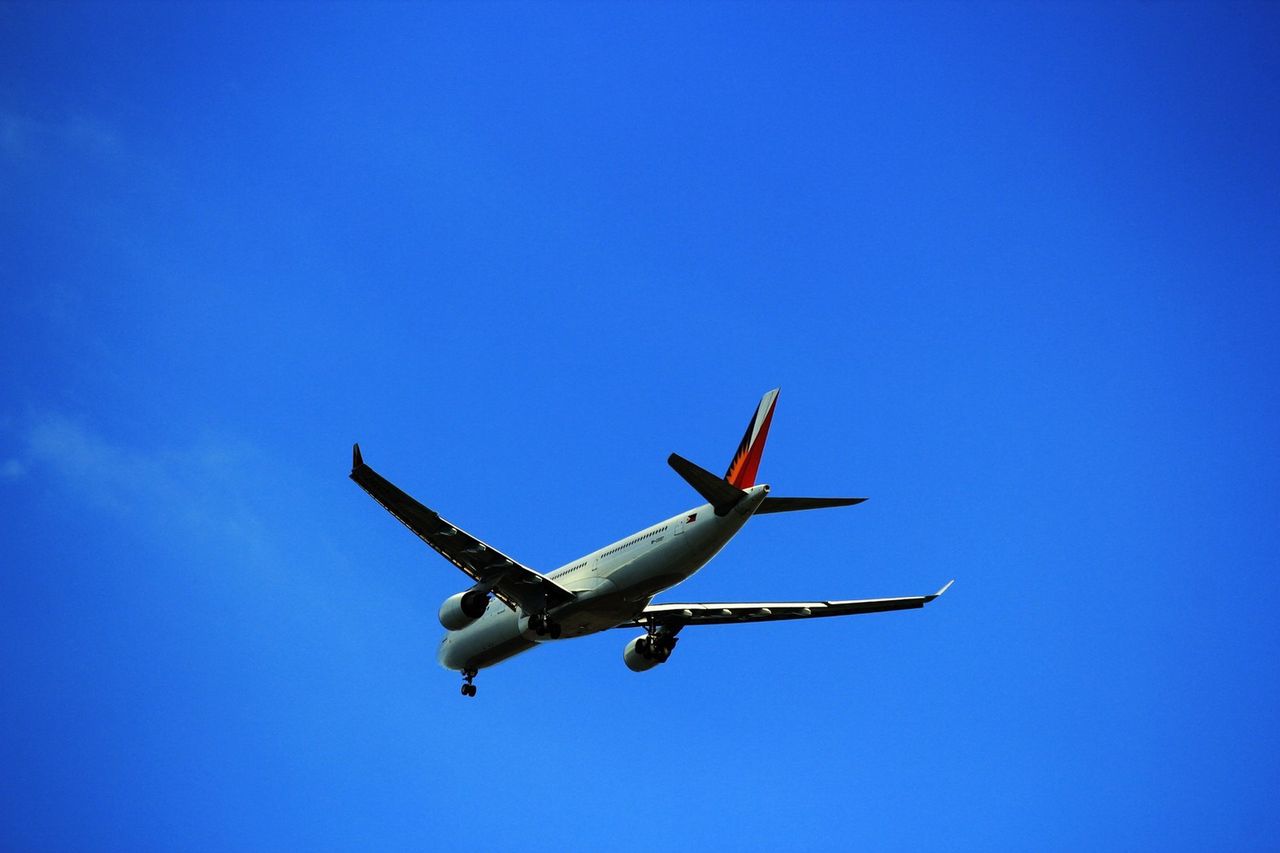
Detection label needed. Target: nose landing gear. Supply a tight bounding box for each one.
[460,668,478,697]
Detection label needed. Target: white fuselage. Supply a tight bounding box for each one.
[438,485,770,672]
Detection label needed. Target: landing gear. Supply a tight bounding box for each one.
[529,613,562,639]
[637,633,676,663]
[460,669,478,698]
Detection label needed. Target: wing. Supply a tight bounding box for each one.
[349,444,574,613]
[627,580,953,629]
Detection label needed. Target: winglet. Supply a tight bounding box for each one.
[924,579,955,603]
[352,443,364,470]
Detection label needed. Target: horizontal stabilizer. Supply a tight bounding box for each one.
[753,496,867,515]
[668,453,746,516]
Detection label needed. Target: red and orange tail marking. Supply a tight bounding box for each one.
[724,388,780,489]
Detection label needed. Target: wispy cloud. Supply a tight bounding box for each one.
[10,413,274,560]
[0,109,121,163]
[0,111,40,158]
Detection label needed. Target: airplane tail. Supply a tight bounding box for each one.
[724,388,779,489]
[668,388,868,516]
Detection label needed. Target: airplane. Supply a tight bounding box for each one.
[351,389,952,697]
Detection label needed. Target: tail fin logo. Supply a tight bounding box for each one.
[724,388,779,489]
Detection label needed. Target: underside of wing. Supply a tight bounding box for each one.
[629,580,953,629]
[349,444,574,612]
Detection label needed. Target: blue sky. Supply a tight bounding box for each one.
[2,2,1278,850]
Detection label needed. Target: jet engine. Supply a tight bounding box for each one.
[438,590,489,631]
[623,635,676,672]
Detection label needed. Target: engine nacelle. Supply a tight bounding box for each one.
[438,590,489,631]
[623,635,675,672]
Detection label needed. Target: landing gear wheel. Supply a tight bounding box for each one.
[641,631,676,663]
[460,669,478,698]
[529,613,561,638]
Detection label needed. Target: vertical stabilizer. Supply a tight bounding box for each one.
[724,388,779,488]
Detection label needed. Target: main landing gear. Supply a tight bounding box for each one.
[529,612,562,639]
[460,669,478,697]
[636,632,676,663]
